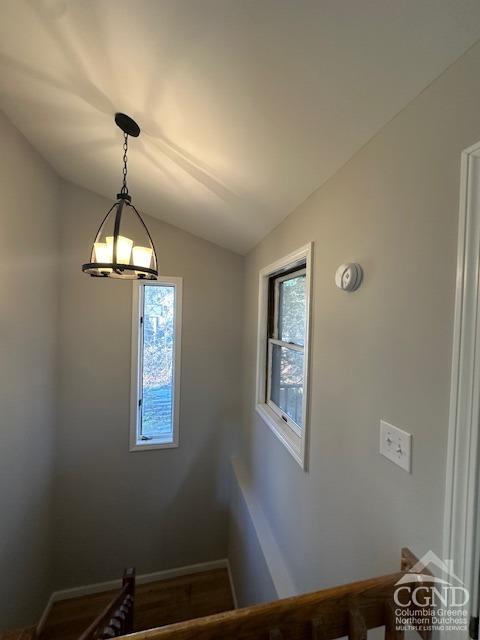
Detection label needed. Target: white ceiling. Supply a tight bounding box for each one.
[0,1,480,253]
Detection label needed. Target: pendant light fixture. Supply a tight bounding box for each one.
[82,113,158,280]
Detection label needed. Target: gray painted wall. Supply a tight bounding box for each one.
[0,111,59,629]
[231,39,480,600]
[228,460,278,607]
[53,181,243,589]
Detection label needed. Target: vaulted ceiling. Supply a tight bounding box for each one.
[1,0,480,253]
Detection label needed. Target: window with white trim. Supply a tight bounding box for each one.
[256,244,312,468]
[130,278,182,451]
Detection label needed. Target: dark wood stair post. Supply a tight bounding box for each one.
[123,567,136,634]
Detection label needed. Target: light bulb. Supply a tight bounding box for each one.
[106,235,133,265]
[94,242,112,273]
[132,246,153,270]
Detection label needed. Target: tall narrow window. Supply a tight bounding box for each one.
[130,278,182,451]
[256,244,312,468]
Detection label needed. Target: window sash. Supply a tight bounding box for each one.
[266,264,307,435]
[272,267,306,346]
[130,278,182,452]
[138,284,176,443]
[266,339,304,436]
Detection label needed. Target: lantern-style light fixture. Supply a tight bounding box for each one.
[82,113,158,280]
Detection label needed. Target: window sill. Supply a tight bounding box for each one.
[129,439,178,452]
[255,403,305,469]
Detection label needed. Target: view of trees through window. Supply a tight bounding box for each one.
[271,344,304,426]
[279,274,306,345]
[141,285,175,441]
[270,272,306,427]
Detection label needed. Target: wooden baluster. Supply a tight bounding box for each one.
[115,608,126,635]
[119,603,129,627]
[310,617,327,639]
[348,606,367,640]
[111,614,123,636]
[384,600,404,639]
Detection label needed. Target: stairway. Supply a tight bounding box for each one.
[2,549,431,640]
[109,549,432,640]
[39,568,234,640]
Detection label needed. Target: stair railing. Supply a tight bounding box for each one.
[123,549,432,640]
[78,568,135,640]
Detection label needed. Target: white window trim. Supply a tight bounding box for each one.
[442,141,480,639]
[130,277,183,452]
[255,243,313,469]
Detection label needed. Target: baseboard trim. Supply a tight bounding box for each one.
[36,559,230,632]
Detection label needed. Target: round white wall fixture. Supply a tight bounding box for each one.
[335,263,363,292]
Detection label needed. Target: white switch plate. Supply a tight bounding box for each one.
[379,420,412,473]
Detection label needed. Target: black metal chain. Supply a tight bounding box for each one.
[121,132,129,195]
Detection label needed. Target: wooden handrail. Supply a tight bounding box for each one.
[123,549,431,640]
[77,568,135,640]
[114,570,404,640]
[33,549,430,640]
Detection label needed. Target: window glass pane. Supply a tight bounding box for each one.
[278,274,306,346]
[270,343,304,428]
[141,285,175,442]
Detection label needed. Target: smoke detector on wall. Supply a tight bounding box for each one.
[335,263,363,292]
